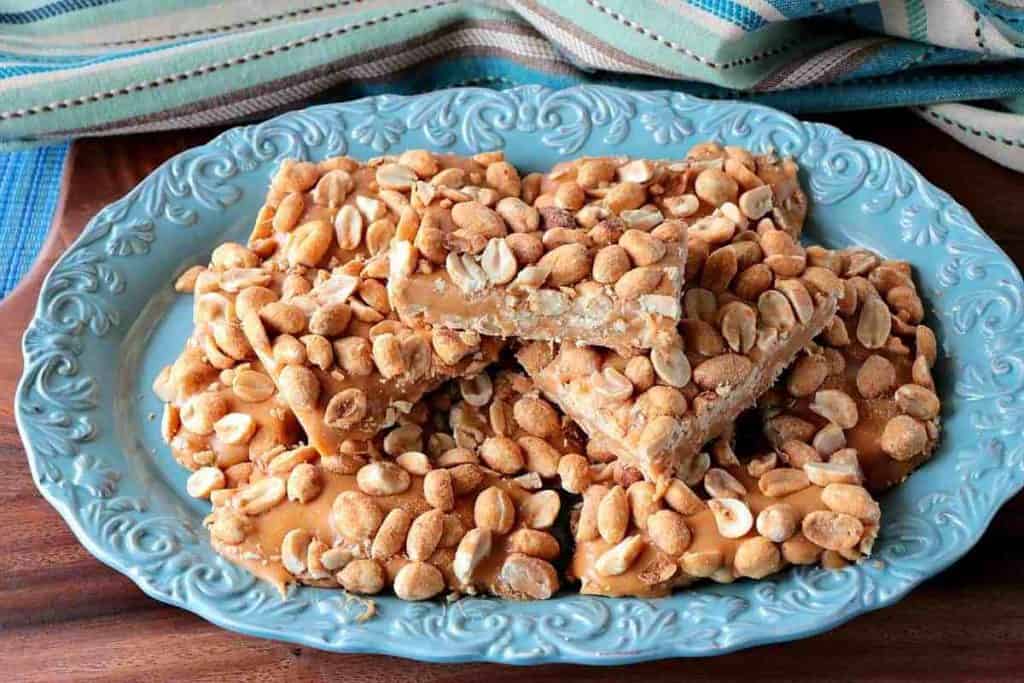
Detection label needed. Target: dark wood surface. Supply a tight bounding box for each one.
[2,111,1023,682]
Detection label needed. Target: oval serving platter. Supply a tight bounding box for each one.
[17,86,1024,664]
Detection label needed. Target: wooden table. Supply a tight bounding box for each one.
[2,111,1022,681]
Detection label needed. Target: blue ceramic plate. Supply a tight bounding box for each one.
[17,86,1024,664]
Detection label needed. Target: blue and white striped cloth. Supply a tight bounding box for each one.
[2,0,1023,295]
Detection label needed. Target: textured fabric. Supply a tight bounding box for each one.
[1,0,1024,147]
[0,142,68,296]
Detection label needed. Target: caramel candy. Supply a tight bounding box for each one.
[518,228,841,483]
[205,385,569,601]
[387,157,692,352]
[568,462,878,598]
[759,248,941,492]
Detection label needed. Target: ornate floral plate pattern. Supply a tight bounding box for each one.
[16,86,1024,664]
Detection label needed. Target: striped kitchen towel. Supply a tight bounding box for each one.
[2,0,1024,148]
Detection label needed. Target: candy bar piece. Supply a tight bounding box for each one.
[246,152,496,269]
[567,458,880,598]
[519,226,843,483]
[153,347,300,477]
[205,389,570,601]
[239,268,502,458]
[388,156,694,351]
[758,247,941,492]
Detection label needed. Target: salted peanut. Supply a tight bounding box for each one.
[495,197,539,233]
[809,389,859,429]
[592,245,632,284]
[646,509,691,556]
[406,509,444,561]
[912,354,935,390]
[708,498,753,538]
[332,491,384,543]
[693,354,752,390]
[880,415,929,460]
[510,396,558,439]
[272,334,307,367]
[505,528,560,560]
[804,460,862,486]
[357,461,412,496]
[787,354,828,398]
[738,184,773,220]
[454,375,492,410]
[230,368,276,403]
[894,384,940,420]
[306,538,333,579]
[625,481,658,531]
[802,510,863,551]
[619,230,666,266]
[650,344,691,388]
[174,265,206,293]
[475,485,516,534]
[779,440,820,468]
[719,301,757,354]
[595,535,646,577]
[513,436,558,478]
[915,324,938,366]
[734,536,782,579]
[318,546,355,573]
[597,485,629,544]
[415,468,454,511]
[678,549,722,578]
[704,468,746,499]
[278,365,320,411]
[282,462,321,502]
[477,436,524,474]
[387,451,429,478]
[281,529,313,575]
[320,388,367,431]
[339,559,386,595]
[517,489,560,530]
[695,168,738,206]
[235,477,286,514]
[778,532,821,565]
[857,294,891,349]
[210,509,249,545]
[449,463,485,496]
[394,561,445,601]
[160,401,182,445]
[450,527,493,585]
[855,354,896,398]
[180,392,229,435]
[187,467,225,499]
[756,503,799,542]
[480,238,518,285]
[822,483,880,522]
[812,423,846,456]
[212,412,256,446]
[490,555,555,603]
[660,479,702,516]
[259,302,307,336]
[758,468,810,497]
[558,453,591,494]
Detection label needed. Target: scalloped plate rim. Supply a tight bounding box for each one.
[16,84,1024,664]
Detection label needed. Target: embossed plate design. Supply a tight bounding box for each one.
[17,86,1024,664]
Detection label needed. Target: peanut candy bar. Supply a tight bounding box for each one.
[518,222,842,482]
[758,247,941,492]
[238,266,502,457]
[153,347,300,480]
[567,456,880,598]
[388,155,699,351]
[247,152,496,269]
[205,371,581,601]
